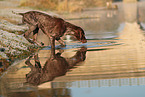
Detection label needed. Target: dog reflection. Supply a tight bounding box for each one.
[25,47,87,85]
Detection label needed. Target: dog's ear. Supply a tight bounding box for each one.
[77,28,84,40]
[77,28,87,43]
[66,28,75,35]
[79,29,83,39]
[74,30,80,39]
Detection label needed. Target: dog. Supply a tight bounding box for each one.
[12,11,87,49]
[25,46,87,85]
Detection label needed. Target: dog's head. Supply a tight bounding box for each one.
[73,27,87,43]
[65,22,87,43]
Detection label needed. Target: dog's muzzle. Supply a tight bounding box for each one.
[81,38,87,43]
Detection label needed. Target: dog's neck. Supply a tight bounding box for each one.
[65,21,79,29]
[64,22,79,35]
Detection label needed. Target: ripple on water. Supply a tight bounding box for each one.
[42,41,121,50]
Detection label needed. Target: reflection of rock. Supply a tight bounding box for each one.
[0,59,11,74]
[120,2,145,47]
[123,3,137,22]
[119,22,144,46]
[118,22,145,68]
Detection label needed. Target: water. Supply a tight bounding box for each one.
[1,2,145,97]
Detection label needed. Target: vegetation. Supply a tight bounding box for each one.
[20,0,107,12]
[20,0,58,10]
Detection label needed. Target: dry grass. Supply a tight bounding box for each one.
[57,1,84,13]
[20,0,107,12]
[83,0,106,7]
[20,0,57,10]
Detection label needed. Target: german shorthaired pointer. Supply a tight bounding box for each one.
[12,11,87,49]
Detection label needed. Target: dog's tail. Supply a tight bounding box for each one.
[12,11,24,16]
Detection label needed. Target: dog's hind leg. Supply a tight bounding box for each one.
[32,27,44,46]
[50,36,56,58]
[23,25,37,44]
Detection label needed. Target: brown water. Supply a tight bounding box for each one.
[1,2,145,97]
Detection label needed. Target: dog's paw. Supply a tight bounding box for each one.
[60,42,66,47]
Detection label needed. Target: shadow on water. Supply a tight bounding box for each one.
[42,40,122,50]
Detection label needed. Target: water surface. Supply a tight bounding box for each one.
[1,2,145,97]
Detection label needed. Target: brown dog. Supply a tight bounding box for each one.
[25,47,87,85]
[12,11,87,49]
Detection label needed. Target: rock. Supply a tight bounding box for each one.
[0,19,28,34]
[0,19,40,74]
[0,29,32,55]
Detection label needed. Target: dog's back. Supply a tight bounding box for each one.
[21,11,53,25]
[13,11,87,46]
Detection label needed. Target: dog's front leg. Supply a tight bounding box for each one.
[24,25,37,44]
[33,33,44,47]
[50,36,56,58]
